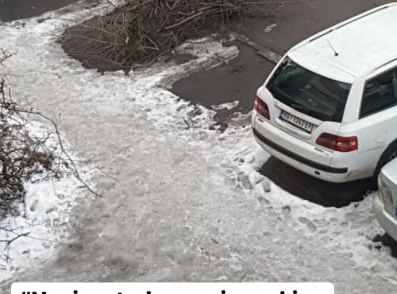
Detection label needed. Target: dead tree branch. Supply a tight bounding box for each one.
[60,0,271,71]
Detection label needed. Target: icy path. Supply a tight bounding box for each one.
[0,2,396,293]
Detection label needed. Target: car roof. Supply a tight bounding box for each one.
[288,3,397,83]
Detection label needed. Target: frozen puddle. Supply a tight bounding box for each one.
[0,0,396,293]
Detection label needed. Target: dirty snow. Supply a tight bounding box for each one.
[0,0,396,293]
[211,101,239,111]
[264,24,277,33]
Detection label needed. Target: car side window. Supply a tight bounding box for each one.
[360,68,397,118]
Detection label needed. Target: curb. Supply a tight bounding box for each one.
[234,33,282,64]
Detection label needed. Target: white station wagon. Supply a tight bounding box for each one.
[252,3,397,186]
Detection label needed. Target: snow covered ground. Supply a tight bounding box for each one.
[0,116,90,279]
[0,1,396,293]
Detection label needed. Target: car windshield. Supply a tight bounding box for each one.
[267,57,351,122]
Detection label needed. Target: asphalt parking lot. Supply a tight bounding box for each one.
[172,0,392,207]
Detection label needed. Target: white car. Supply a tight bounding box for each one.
[374,159,397,241]
[252,3,397,186]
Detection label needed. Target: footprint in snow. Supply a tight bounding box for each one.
[298,216,317,232]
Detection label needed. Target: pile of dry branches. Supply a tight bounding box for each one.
[61,0,259,71]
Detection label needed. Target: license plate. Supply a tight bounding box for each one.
[279,110,314,133]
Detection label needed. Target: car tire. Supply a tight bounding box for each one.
[371,142,397,190]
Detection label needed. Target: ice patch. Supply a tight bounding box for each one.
[264,24,277,33]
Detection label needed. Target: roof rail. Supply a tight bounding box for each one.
[308,4,391,43]
[358,56,397,80]
[371,57,397,73]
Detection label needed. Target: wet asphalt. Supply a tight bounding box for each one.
[0,0,81,21]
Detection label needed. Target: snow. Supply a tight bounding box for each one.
[211,101,239,111]
[0,117,91,279]
[0,0,396,293]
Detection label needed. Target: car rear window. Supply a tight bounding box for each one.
[267,57,351,122]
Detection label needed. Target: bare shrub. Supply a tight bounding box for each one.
[0,52,59,218]
[0,50,98,221]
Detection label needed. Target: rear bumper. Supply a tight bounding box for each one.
[374,194,397,242]
[252,124,354,183]
[253,128,347,174]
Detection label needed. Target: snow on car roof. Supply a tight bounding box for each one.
[288,3,397,83]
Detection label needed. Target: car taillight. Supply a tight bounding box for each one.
[254,96,270,120]
[316,133,358,152]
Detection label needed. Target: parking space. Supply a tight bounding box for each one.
[172,43,274,130]
[172,0,395,207]
[228,0,391,55]
[260,157,369,207]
